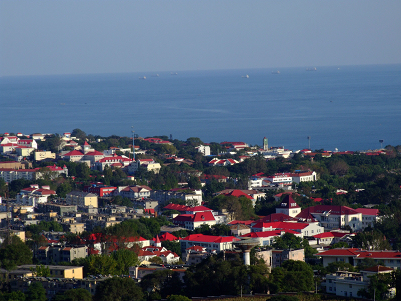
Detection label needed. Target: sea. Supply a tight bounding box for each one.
[1,64,401,152]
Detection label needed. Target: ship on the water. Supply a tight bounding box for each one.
[306,67,317,71]
[272,70,280,74]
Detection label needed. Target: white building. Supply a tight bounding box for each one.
[180,234,239,254]
[276,194,301,217]
[195,145,210,156]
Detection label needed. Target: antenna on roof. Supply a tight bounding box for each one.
[379,139,384,149]
[307,136,311,150]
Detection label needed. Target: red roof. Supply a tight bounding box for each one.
[164,203,188,212]
[228,220,254,226]
[313,232,335,239]
[317,248,360,256]
[63,150,84,156]
[252,221,310,231]
[173,211,216,223]
[223,189,253,200]
[85,150,104,156]
[296,205,359,219]
[242,229,299,238]
[186,206,212,212]
[277,194,300,209]
[258,213,298,223]
[354,208,379,216]
[181,233,240,243]
[157,232,178,242]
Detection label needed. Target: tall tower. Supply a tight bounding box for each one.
[233,238,259,266]
[263,137,268,151]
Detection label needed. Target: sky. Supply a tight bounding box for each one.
[1,1,400,77]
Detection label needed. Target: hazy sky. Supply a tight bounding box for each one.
[1,1,400,76]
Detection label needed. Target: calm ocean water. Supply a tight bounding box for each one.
[1,64,401,151]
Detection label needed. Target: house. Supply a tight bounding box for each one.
[251,221,324,237]
[151,189,202,206]
[184,245,209,265]
[354,208,380,228]
[230,224,251,237]
[290,170,317,183]
[36,246,88,265]
[118,185,152,199]
[137,158,161,173]
[195,145,210,156]
[92,154,132,171]
[34,150,56,161]
[83,184,117,197]
[0,168,37,183]
[296,205,363,231]
[62,150,85,162]
[208,158,239,166]
[16,185,56,208]
[180,233,240,254]
[324,266,395,299]
[276,194,302,217]
[34,164,68,178]
[257,213,299,223]
[215,189,257,206]
[138,246,180,264]
[66,191,98,208]
[173,211,217,230]
[316,248,401,269]
[242,229,302,246]
[17,139,37,149]
[271,249,305,268]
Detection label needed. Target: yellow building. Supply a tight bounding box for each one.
[18,265,84,279]
[34,150,56,161]
[66,191,98,208]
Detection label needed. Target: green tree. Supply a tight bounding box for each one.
[161,240,181,256]
[94,277,144,301]
[270,260,314,293]
[31,265,50,277]
[272,233,303,250]
[0,290,26,301]
[167,295,191,301]
[52,288,92,301]
[111,249,139,275]
[26,282,47,301]
[71,128,87,141]
[0,236,32,270]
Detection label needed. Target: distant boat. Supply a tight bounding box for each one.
[171,72,178,75]
[139,76,146,80]
[151,74,159,77]
[242,75,249,78]
[306,67,317,71]
[272,70,280,74]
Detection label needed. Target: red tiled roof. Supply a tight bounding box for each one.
[277,194,300,209]
[242,229,299,238]
[228,220,254,226]
[63,150,84,156]
[317,248,360,256]
[354,208,379,216]
[313,232,335,239]
[164,203,188,211]
[181,233,240,243]
[258,213,298,223]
